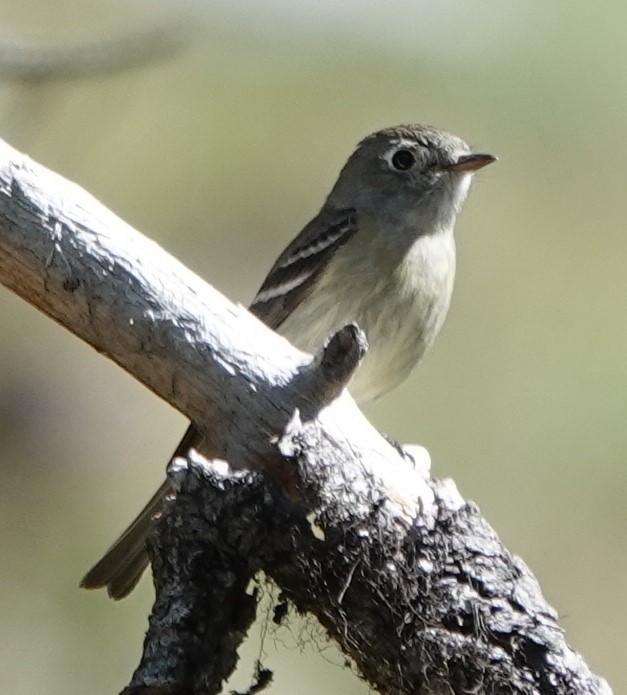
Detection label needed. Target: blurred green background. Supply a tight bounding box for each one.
[0,1,625,693]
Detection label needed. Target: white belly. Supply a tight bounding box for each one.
[278,229,456,404]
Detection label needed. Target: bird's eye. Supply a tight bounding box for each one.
[390,149,415,171]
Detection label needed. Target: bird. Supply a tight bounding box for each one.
[80,123,496,599]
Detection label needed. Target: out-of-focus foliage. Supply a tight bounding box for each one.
[0,1,625,693]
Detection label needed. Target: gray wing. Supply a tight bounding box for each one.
[250,207,358,329]
[80,208,358,598]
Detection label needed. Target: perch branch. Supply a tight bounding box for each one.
[0,138,613,695]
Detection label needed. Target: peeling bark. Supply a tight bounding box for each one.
[0,138,613,695]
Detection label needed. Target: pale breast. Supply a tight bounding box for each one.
[278,227,456,405]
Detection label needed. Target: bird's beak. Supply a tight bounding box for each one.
[447,152,497,173]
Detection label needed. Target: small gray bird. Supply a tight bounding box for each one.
[81,124,495,599]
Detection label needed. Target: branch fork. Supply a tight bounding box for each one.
[0,138,613,695]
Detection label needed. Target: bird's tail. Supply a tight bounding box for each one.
[79,478,172,599]
[80,424,201,600]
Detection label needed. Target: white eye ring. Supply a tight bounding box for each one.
[385,147,417,172]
